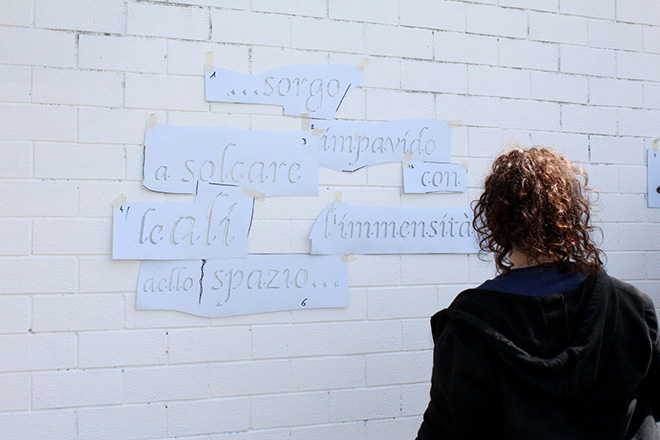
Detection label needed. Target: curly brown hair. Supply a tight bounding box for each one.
[472,147,604,275]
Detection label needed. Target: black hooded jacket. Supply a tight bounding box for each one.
[416,271,660,439]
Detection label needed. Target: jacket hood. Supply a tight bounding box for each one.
[432,272,650,399]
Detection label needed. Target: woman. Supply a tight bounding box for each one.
[416,148,660,439]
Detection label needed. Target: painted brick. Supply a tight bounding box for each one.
[618,108,660,137]
[329,386,400,422]
[468,127,529,157]
[436,94,500,128]
[291,287,367,323]
[366,162,403,187]
[618,165,647,193]
[0,410,76,440]
[0,65,30,102]
[32,68,123,107]
[30,332,78,370]
[291,17,364,53]
[35,0,125,33]
[78,403,167,440]
[402,60,467,94]
[328,320,401,354]
[247,220,294,253]
[0,28,75,67]
[583,164,619,193]
[290,422,365,440]
[617,0,660,26]
[211,428,290,440]
[561,104,617,135]
[434,31,498,65]
[400,0,465,31]
[617,52,660,82]
[349,254,402,286]
[253,323,329,358]
[79,329,167,368]
[366,417,423,440]
[0,104,77,142]
[0,220,31,256]
[0,257,76,294]
[368,286,437,319]
[469,65,530,99]
[211,9,291,47]
[0,296,30,333]
[127,2,209,40]
[402,382,431,415]
[79,34,167,74]
[290,355,366,391]
[560,45,616,77]
[528,131,590,162]
[32,369,123,409]
[367,351,431,386]
[330,0,397,24]
[530,71,588,103]
[210,359,290,397]
[168,40,248,76]
[252,46,328,74]
[125,73,207,111]
[366,89,435,121]
[598,194,648,222]
[254,195,328,221]
[401,254,470,285]
[501,99,561,131]
[499,38,559,71]
[176,0,248,7]
[331,54,400,90]
[33,218,110,255]
[618,223,660,251]
[79,108,167,145]
[124,365,209,402]
[466,4,527,38]
[0,142,31,178]
[79,258,139,294]
[0,0,32,26]
[32,294,124,331]
[0,373,30,411]
[529,11,588,45]
[605,252,648,280]
[402,319,434,350]
[125,294,212,329]
[78,182,166,218]
[589,78,643,108]
[499,0,557,12]
[168,326,251,363]
[252,0,325,17]
[590,135,646,165]
[560,0,615,19]
[365,24,433,60]
[168,398,250,435]
[35,143,124,180]
[252,391,329,429]
[644,26,660,54]
[334,87,367,120]
[587,19,642,51]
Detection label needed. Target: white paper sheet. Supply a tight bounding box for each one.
[136,255,349,317]
[649,148,660,208]
[309,202,477,255]
[205,65,364,120]
[112,183,253,260]
[143,123,320,196]
[313,119,452,172]
[403,161,467,194]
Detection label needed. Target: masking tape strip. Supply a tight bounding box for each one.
[112,194,127,210]
[334,191,342,202]
[356,58,370,73]
[301,114,310,131]
[312,128,324,137]
[146,114,158,130]
[447,119,464,127]
[242,187,266,200]
[341,253,357,263]
[461,161,469,169]
[403,151,413,168]
[653,138,659,155]
[205,51,214,75]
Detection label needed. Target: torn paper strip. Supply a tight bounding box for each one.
[403,161,467,194]
[313,119,451,172]
[309,202,477,255]
[112,183,253,260]
[205,65,364,120]
[136,255,349,317]
[143,123,320,196]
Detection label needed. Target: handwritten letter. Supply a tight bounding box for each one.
[205,65,364,120]
[143,123,320,196]
[137,255,349,317]
[113,183,253,260]
[309,202,477,255]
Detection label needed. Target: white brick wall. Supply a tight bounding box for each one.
[0,1,658,438]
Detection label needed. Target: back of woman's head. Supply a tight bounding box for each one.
[472,147,604,275]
